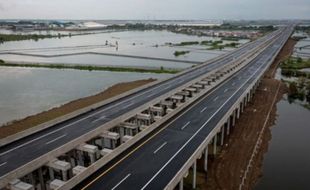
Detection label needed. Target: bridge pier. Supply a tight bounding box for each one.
[171,95,185,106]
[220,126,225,146]
[227,116,231,136]
[136,113,153,127]
[232,109,237,127]
[204,147,208,172]
[47,159,71,182]
[213,134,217,155]
[160,99,176,113]
[149,105,165,120]
[192,161,197,189]
[101,148,113,157]
[100,131,120,150]
[9,179,34,190]
[72,165,86,176]
[77,144,99,166]
[120,122,139,137]
[178,178,184,190]
[50,179,66,190]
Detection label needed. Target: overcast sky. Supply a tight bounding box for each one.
[0,0,309,20]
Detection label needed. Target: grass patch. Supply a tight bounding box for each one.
[174,51,190,56]
[174,41,200,46]
[0,62,180,74]
[280,57,310,79]
[0,33,70,43]
[221,36,240,41]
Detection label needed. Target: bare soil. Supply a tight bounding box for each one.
[190,38,297,190]
[0,78,156,139]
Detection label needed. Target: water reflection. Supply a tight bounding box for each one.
[0,66,173,126]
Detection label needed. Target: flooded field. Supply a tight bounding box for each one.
[0,30,248,68]
[0,66,173,126]
[255,96,310,190]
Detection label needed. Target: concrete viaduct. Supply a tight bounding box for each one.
[0,24,294,190]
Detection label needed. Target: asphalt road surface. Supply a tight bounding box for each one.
[0,29,283,180]
[76,26,293,190]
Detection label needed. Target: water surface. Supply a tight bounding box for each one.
[255,96,310,190]
[0,66,173,126]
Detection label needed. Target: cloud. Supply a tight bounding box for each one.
[0,0,309,20]
[0,3,4,11]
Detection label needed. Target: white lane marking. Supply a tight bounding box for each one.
[0,81,171,156]
[0,41,251,156]
[140,50,268,190]
[163,85,171,90]
[111,173,131,190]
[153,142,168,154]
[0,162,7,167]
[45,134,67,145]
[0,68,194,156]
[181,121,191,130]
[200,107,207,113]
[147,93,154,98]
[91,116,106,123]
[224,89,228,93]
[213,96,219,102]
[124,102,134,108]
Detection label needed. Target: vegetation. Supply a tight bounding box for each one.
[200,40,213,45]
[295,25,310,35]
[0,62,180,74]
[281,56,310,109]
[0,59,4,63]
[174,51,190,56]
[0,33,69,43]
[174,41,199,46]
[280,57,310,79]
[207,41,240,50]
[284,79,310,108]
[221,36,241,41]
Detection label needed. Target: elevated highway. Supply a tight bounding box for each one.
[0,25,293,190]
[75,26,293,190]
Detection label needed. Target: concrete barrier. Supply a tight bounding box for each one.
[164,31,290,190]
[0,38,251,147]
[0,31,281,188]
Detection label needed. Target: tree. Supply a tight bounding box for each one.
[297,57,302,64]
[289,82,298,96]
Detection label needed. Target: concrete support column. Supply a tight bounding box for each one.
[27,173,35,187]
[213,135,217,155]
[248,93,251,102]
[49,168,54,181]
[38,168,46,190]
[232,110,236,127]
[204,147,208,172]
[179,178,184,190]
[89,152,96,164]
[192,161,197,189]
[62,170,67,181]
[221,126,225,146]
[226,122,230,136]
[77,151,84,166]
[237,107,240,119]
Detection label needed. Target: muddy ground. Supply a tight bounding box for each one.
[0,78,156,139]
[184,38,297,190]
